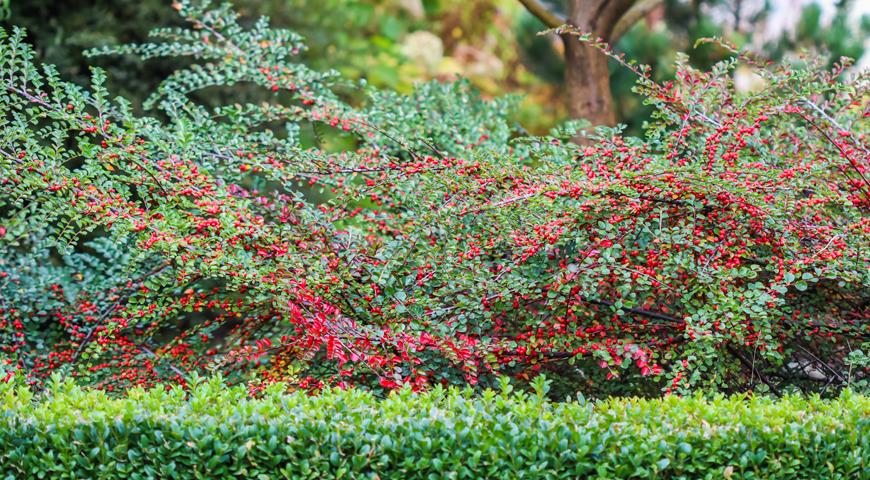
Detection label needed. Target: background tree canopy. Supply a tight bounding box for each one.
[4,0,867,135]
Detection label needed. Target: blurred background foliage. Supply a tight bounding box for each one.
[2,0,867,135]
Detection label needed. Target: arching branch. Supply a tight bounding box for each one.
[611,0,663,42]
[518,0,566,29]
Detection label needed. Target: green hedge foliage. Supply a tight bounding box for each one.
[2,377,868,479]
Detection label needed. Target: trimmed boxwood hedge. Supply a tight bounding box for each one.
[1,377,868,479]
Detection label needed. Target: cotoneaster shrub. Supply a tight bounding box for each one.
[0,0,867,396]
[1,377,868,479]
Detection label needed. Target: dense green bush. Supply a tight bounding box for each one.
[1,377,868,479]
[1,0,868,398]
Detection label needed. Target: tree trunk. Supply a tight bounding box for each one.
[561,0,634,130]
[518,0,652,136]
[562,34,616,126]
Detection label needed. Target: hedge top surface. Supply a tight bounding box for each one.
[2,377,869,479]
[4,376,868,429]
